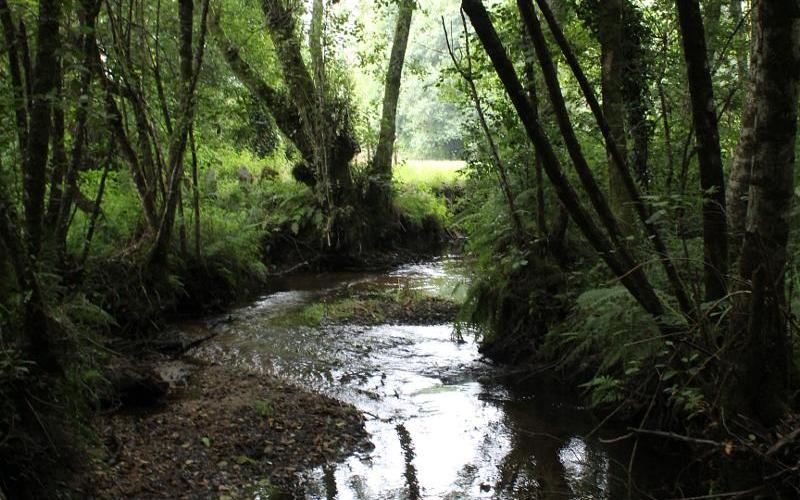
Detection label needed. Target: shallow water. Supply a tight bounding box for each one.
[188,257,673,499]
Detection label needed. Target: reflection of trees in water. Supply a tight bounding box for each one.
[490,386,686,499]
[322,464,338,500]
[492,394,612,499]
[396,423,421,499]
[494,410,573,498]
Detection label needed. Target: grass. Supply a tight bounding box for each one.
[394,159,465,190]
[392,159,465,226]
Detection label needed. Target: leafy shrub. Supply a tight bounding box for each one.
[543,286,706,418]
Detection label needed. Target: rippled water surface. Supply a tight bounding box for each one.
[188,257,670,499]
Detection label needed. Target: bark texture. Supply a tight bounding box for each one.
[674,0,729,302]
[726,3,758,258]
[23,0,61,259]
[728,0,800,424]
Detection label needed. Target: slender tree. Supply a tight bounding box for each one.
[674,0,728,302]
[149,0,211,266]
[369,0,415,213]
[532,0,693,317]
[461,0,668,324]
[444,12,523,235]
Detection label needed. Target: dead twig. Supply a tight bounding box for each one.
[628,427,723,448]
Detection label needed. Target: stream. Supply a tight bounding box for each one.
[188,257,674,499]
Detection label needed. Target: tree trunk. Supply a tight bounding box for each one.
[0,187,58,373]
[598,0,634,232]
[658,33,676,193]
[461,0,668,324]
[52,1,100,255]
[621,3,651,189]
[730,0,748,89]
[519,1,633,262]
[674,0,729,302]
[726,79,756,260]
[521,36,547,237]
[310,0,324,87]
[190,127,201,258]
[260,1,359,230]
[101,88,160,229]
[212,20,312,162]
[369,0,414,213]
[0,0,29,154]
[23,0,61,260]
[148,0,210,266]
[726,3,758,260]
[533,0,694,317]
[45,58,67,233]
[727,0,800,425]
[703,0,722,63]
[79,143,113,270]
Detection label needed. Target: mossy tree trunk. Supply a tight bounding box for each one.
[368,0,415,216]
[598,0,634,233]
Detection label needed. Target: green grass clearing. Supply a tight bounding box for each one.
[394,159,465,190]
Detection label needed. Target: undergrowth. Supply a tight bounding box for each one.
[2,131,459,496]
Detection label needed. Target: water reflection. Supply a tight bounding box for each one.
[395,424,420,499]
[188,258,674,499]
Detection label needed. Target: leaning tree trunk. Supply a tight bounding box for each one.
[368,0,414,214]
[461,0,668,325]
[532,0,693,316]
[674,0,729,303]
[726,0,800,425]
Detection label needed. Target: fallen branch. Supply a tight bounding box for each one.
[267,260,313,277]
[628,427,723,447]
[766,426,800,457]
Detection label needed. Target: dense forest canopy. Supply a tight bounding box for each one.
[1,0,799,497]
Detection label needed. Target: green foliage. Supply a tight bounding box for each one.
[393,183,448,226]
[543,285,706,418]
[546,286,662,374]
[253,399,274,418]
[394,160,465,191]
